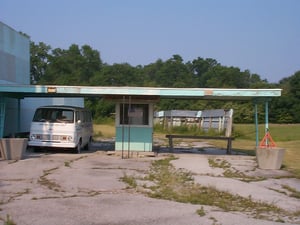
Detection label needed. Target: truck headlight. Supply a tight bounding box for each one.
[30,134,36,140]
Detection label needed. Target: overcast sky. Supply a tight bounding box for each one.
[1,0,299,83]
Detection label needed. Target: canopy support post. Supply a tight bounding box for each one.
[254,103,259,147]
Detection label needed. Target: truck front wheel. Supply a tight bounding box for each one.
[74,140,82,154]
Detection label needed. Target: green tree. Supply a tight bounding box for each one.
[85,98,115,120]
[90,63,142,86]
[158,55,193,87]
[142,59,164,87]
[204,66,250,88]
[190,57,219,87]
[289,71,300,98]
[30,41,51,84]
[40,44,102,85]
[270,71,300,123]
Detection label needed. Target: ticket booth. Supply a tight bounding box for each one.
[114,96,158,152]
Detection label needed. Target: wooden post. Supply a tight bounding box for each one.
[226,138,232,155]
[168,136,173,151]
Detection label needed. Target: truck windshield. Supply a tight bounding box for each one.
[33,108,74,123]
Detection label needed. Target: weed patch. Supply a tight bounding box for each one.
[38,167,63,192]
[63,156,87,168]
[0,189,30,206]
[2,214,16,225]
[196,206,206,216]
[209,216,219,225]
[122,156,295,223]
[208,158,231,169]
[223,169,266,182]
[282,185,300,199]
[121,173,137,188]
[208,158,265,182]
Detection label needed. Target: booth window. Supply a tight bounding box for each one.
[120,104,149,125]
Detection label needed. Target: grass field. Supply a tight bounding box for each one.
[93,123,300,176]
[232,124,300,176]
[233,123,300,142]
[93,124,115,138]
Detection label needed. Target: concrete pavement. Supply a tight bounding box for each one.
[0,147,299,225]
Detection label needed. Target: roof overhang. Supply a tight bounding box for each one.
[0,85,282,101]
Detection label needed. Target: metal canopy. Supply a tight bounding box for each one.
[0,84,281,100]
[0,84,282,146]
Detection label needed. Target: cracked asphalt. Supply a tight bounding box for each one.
[0,143,300,225]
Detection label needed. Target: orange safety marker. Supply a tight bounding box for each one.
[259,131,276,148]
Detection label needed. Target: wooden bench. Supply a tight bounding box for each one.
[165,134,234,154]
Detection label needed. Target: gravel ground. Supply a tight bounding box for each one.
[0,142,299,225]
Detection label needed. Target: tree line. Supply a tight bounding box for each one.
[30,42,300,123]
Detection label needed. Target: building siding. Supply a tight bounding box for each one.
[0,22,30,84]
